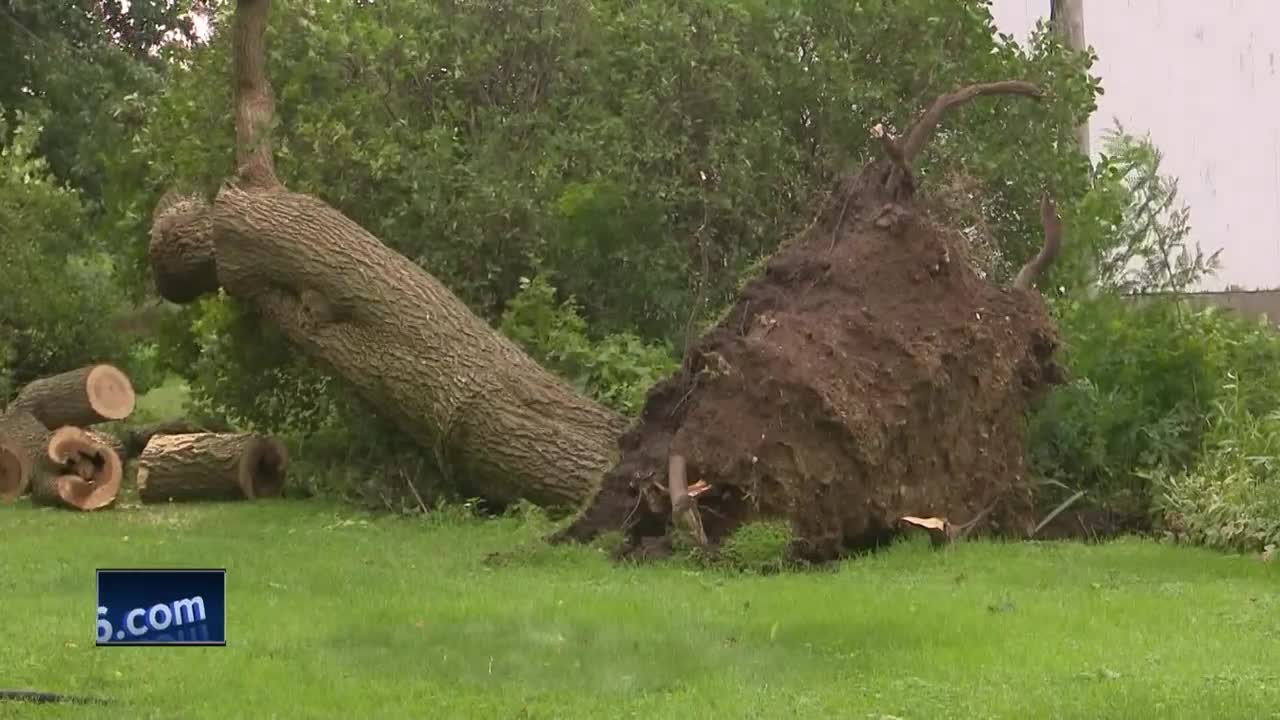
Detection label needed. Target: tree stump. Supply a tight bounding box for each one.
[0,410,50,501]
[136,433,288,503]
[31,426,124,510]
[10,365,136,430]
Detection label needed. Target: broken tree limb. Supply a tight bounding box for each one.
[10,365,136,430]
[667,453,708,546]
[35,427,123,511]
[0,410,48,501]
[136,433,288,503]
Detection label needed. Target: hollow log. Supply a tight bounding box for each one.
[31,426,124,510]
[136,433,289,503]
[0,410,49,501]
[10,365,136,430]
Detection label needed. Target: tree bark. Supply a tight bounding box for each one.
[10,365,136,430]
[1050,0,1090,156]
[0,410,48,501]
[150,188,627,510]
[136,432,288,503]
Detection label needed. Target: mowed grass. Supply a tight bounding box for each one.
[2,499,1278,719]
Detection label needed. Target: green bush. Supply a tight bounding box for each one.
[1029,296,1216,519]
[1032,294,1280,551]
[1153,312,1280,552]
[0,110,141,401]
[500,275,679,416]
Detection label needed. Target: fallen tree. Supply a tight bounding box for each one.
[8,364,136,430]
[136,432,288,503]
[145,0,624,511]
[146,0,1067,560]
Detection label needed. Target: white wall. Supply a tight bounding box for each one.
[989,0,1280,291]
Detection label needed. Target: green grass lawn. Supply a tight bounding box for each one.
[2,499,1277,719]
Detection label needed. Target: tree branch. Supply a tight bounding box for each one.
[232,0,279,188]
[1012,193,1064,291]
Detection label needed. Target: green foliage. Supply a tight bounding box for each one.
[1153,316,1280,552]
[500,275,679,415]
[0,0,199,206]
[1030,297,1220,518]
[1050,125,1221,295]
[0,110,134,400]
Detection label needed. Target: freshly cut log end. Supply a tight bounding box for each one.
[0,410,50,501]
[137,433,289,503]
[12,364,137,430]
[33,426,124,511]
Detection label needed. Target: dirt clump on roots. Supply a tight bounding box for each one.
[556,83,1068,563]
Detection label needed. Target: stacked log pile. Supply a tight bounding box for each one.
[0,363,288,510]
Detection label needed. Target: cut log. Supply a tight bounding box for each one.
[136,433,288,503]
[0,410,49,501]
[10,365,136,430]
[31,426,123,510]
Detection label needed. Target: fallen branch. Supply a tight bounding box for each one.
[10,365,136,430]
[137,432,288,503]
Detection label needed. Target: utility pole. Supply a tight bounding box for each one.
[1050,0,1090,157]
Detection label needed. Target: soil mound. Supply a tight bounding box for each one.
[558,83,1067,562]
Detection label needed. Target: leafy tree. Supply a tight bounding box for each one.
[0,110,131,400]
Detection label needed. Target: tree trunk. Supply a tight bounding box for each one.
[0,410,49,501]
[1050,0,1090,156]
[136,432,288,503]
[10,364,136,430]
[35,427,124,510]
[150,188,627,510]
